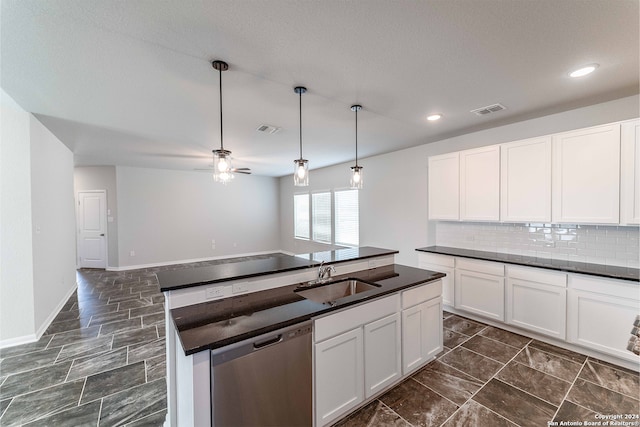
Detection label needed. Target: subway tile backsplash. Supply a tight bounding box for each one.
[435,222,640,268]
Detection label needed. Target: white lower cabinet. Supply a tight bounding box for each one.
[315,328,364,427]
[402,297,442,374]
[418,253,455,307]
[314,282,443,426]
[364,313,401,398]
[567,274,640,363]
[455,259,505,321]
[506,266,567,339]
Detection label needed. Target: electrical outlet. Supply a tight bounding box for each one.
[206,286,225,299]
[368,260,376,269]
[130,250,135,257]
[211,239,216,250]
[232,282,249,294]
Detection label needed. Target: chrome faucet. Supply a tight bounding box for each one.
[317,260,336,282]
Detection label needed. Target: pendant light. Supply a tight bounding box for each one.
[350,105,363,189]
[293,86,309,186]
[212,60,233,184]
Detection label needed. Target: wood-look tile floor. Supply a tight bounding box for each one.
[1,258,638,426]
[336,312,640,427]
[0,254,283,426]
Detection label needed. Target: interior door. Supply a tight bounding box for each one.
[77,191,107,269]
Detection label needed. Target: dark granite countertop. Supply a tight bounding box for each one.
[416,246,639,282]
[171,264,444,355]
[158,246,398,292]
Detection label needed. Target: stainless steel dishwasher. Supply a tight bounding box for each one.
[211,321,313,426]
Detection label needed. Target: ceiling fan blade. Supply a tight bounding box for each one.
[234,171,251,175]
[233,167,251,171]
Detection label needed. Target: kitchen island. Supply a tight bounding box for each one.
[159,247,445,426]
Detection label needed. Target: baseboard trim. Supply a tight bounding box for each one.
[34,282,78,339]
[105,249,285,272]
[0,282,78,350]
[0,333,39,349]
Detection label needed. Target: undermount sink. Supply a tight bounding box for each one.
[295,279,380,305]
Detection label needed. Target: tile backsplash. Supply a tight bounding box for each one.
[435,222,640,268]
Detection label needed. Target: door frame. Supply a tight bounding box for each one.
[76,190,108,269]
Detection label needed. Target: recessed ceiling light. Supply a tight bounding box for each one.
[569,64,599,78]
[427,114,442,121]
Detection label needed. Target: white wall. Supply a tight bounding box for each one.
[0,89,36,344]
[0,88,76,346]
[116,167,281,268]
[30,116,77,334]
[74,166,119,268]
[279,95,640,267]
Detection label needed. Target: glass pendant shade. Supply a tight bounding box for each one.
[213,149,233,183]
[350,165,363,189]
[294,158,309,186]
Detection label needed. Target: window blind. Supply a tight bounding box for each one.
[312,192,332,243]
[294,193,310,239]
[335,189,359,246]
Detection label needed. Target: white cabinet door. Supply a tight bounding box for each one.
[401,297,443,375]
[500,136,552,222]
[621,119,640,225]
[552,123,621,224]
[418,262,454,307]
[506,278,566,339]
[460,145,500,221]
[422,297,443,361]
[567,289,639,363]
[428,152,460,220]
[455,268,505,321]
[315,328,364,427]
[364,313,401,398]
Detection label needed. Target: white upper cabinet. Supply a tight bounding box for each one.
[552,123,621,224]
[428,152,460,220]
[460,145,500,221]
[621,119,640,225]
[500,137,552,222]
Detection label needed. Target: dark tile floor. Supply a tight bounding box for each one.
[0,254,283,426]
[336,312,640,427]
[2,257,638,426]
[0,268,167,426]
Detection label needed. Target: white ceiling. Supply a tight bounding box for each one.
[2,0,638,177]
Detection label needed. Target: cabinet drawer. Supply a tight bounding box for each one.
[568,274,639,300]
[456,258,504,276]
[315,294,400,343]
[401,281,442,309]
[418,253,455,268]
[507,265,566,287]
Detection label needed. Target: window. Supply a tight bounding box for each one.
[334,190,359,246]
[312,192,332,243]
[294,189,359,246]
[294,193,310,239]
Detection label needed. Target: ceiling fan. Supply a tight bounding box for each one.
[194,165,251,175]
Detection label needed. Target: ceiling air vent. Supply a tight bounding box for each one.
[470,103,507,116]
[256,124,281,134]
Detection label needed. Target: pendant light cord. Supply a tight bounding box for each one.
[299,90,303,159]
[219,66,224,151]
[355,107,358,166]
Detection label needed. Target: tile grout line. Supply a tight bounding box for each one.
[377,399,414,427]
[574,370,640,402]
[549,356,588,421]
[438,330,533,427]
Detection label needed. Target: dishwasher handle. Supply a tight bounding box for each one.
[253,334,283,349]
